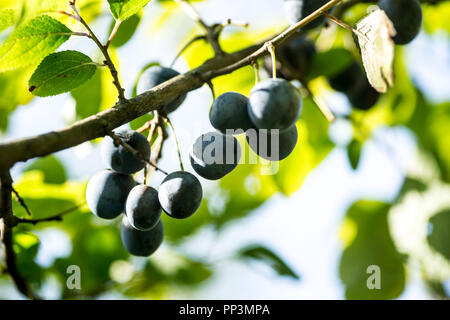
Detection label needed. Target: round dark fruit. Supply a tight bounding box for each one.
[284,0,329,30]
[209,92,253,134]
[125,185,162,231]
[121,216,164,257]
[158,171,203,219]
[190,131,241,180]
[101,129,150,175]
[246,125,298,161]
[248,78,302,131]
[379,0,422,45]
[86,169,135,219]
[137,65,186,113]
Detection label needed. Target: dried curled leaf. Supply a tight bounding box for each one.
[356,9,396,93]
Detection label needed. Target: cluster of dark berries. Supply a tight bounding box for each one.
[278,0,423,112]
[86,130,202,257]
[192,77,302,177]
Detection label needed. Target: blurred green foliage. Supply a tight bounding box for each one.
[0,0,449,300]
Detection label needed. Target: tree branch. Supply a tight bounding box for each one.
[0,0,342,169]
[0,171,39,299]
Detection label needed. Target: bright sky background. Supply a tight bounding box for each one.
[2,0,450,299]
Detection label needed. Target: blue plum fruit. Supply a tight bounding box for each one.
[284,0,329,30]
[125,185,162,231]
[209,92,253,134]
[121,216,164,257]
[328,61,364,93]
[248,79,302,131]
[348,81,380,111]
[158,171,203,219]
[190,131,241,180]
[137,66,186,113]
[86,169,135,219]
[246,125,298,161]
[379,0,422,45]
[101,129,150,175]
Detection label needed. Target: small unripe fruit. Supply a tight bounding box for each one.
[121,216,164,257]
[125,185,162,231]
[86,170,135,219]
[101,129,150,175]
[248,79,302,131]
[190,131,241,180]
[158,171,203,219]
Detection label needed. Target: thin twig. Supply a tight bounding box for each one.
[16,203,85,225]
[108,130,168,175]
[300,79,336,122]
[163,116,184,171]
[11,187,31,216]
[69,1,126,102]
[105,19,122,50]
[324,13,369,42]
[170,35,206,68]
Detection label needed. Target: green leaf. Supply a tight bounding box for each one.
[25,155,67,184]
[71,67,102,119]
[272,98,334,196]
[427,209,450,261]
[14,232,43,286]
[0,15,72,72]
[339,201,406,299]
[238,245,300,280]
[308,48,353,80]
[108,0,151,21]
[29,50,97,97]
[347,139,362,170]
[108,13,141,48]
[0,9,15,33]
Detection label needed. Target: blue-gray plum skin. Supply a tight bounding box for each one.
[125,185,162,231]
[121,216,164,257]
[158,171,203,219]
[246,125,298,161]
[190,131,241,180]
[101,129,150,175]
[86,170,135,219]
[137,66,186,113]
[379,0,422,45]
[248,79,302,131]
[209,92,253,134]
[284,0,329,30]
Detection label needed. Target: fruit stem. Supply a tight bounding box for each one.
[300,80,335,122]
[164,117,185,171]
[323,13,369,43]
[251,60,260,84]
[267,43,277,79]
[105,19,122,50]
[107,131,169,176]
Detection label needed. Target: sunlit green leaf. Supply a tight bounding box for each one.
[25,155,67,184]
[347,139,362,170]
[109,13,141,48]
[0,15,71,72]
[29,50,97,97]
[339,200,406,300]
[108,0,150,21]
[427,209,450,261]
[0,9,15,33]
[238,245,299,280]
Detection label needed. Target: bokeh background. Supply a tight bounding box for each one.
[0,0,449,299]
